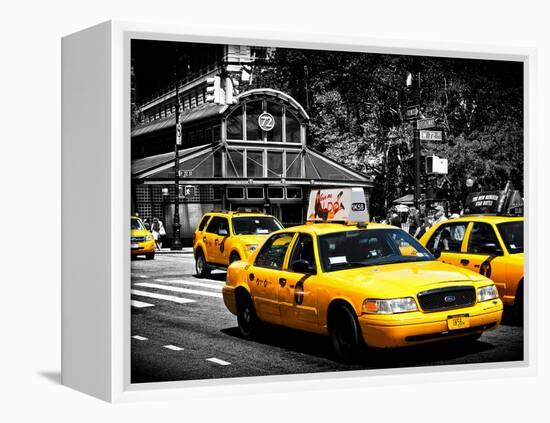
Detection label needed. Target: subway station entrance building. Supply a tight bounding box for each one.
[132,88,374,245]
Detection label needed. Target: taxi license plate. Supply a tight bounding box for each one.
[447,314,470,330]
[131,243,140,249]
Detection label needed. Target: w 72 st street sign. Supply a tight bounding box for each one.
[419,130,443,141]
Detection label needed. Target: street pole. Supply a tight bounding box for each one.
[412,58,422,209]
[171,51,183,251]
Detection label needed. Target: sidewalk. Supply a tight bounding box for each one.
[155,247,194,255]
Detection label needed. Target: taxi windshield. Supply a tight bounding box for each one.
[318,228,434,272]
[497,221,524,254]
[131,218,144,230]
[232,216,283,235]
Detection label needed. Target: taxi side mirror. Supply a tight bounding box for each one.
[292,259,315,274]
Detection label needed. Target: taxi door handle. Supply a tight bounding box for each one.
[203,236,206,242]
[460,259,470,265]
[279,278,287,288]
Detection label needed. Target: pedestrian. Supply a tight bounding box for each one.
[415,216,432,239]
[433,205,448,225]
[151,217,161,250]
[143,218,151,231]
[407,207,420,237]
[389,208,401,228]
[158,218,166,249]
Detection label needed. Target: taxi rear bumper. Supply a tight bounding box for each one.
[131,240,156,255]
[222,285,238,315]
[359,299,503,348]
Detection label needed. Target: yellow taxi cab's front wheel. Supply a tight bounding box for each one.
[236,291,260,339]
[195,250,211,278]
[328,304,363,363]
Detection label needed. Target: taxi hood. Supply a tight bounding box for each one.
[327,260,487,295]
[236,234,270,245]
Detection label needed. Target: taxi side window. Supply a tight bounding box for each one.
[289,234,316,273]
[197,215,211,231]
[206,217,229,235]
[468,222,503,255]
[427,222,467,253]
[255,233,294,270]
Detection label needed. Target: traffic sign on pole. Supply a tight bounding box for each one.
[406,105,420,119]
[419,130,443,141]
[416,118,436,130]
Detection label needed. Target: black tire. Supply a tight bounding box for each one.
[229,252,241,264]
[329,304,362,363]
[145,253,155,260]
[513,282,524,326]
[195,250,211,278]
[236,292,260,339]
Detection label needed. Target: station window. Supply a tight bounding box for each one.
[213,149,222,177]
[247,187,264,200]
[286,187,302,199]
[267,187,284,199]
[227,150,243,177]
[246,150,264,177]
[226,105,243,139]
[227,187,245,200]
[246,101,263,141]
[286,151,302,178]
[266,102,282,142]
[267,151,283,177]
[286,110,301,143]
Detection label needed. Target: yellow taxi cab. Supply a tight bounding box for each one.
[419,191,524,321]
[131,216,156,260]
[222,188,503,362]
[193,209,283,278]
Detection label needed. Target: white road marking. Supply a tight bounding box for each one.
[159,279,224,290]
[132,335,148,341]
[134,283,223,298]
[206,357,231,366]
[136,274,149,279]
[131,289,196,304]
[163,345,183,351]
[131,300,155,308]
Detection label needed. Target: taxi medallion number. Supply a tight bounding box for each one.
[447,314,470,330]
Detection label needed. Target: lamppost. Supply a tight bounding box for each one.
[171,50,183,251]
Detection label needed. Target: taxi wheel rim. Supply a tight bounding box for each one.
[334,311,355,351]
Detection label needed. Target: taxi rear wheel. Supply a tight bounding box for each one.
[236,292,259,339]
[145,253,155,260]
[329,305,362,363]
[513,281,524,326]
[195,251,211,278]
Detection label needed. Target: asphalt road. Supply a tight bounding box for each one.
[131,253,524,384]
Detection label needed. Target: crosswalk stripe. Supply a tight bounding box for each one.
[157,279,224,290]
[163,345,183,351]
[132,335,148,341]
[206,357,231,366]
[131,289,196,304]
[134,282,223,298]
[131,299,155,308]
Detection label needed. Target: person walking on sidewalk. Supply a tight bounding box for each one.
[157,219,166,249]
[151,217,161,251]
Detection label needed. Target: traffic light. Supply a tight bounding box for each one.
[224,77,239,105]
[205,76,222,104]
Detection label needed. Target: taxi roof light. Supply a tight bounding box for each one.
[307,188,369,225]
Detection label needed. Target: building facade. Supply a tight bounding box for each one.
[131,44,374,245]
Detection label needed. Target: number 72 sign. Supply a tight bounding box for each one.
[258,112,275,131]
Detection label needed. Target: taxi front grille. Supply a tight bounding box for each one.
[131,236,146,243]
[417,286,476,312]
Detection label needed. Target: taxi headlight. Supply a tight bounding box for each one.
[477,285,498,302]
[362,297,418,314]
[247,244,258,252]
[145,235,153,241]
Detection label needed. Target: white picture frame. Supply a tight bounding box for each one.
[62,20,537,403]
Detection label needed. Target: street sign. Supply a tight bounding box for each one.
[416,118,436,130]
[419,130,443,141]
[406,105,420,119]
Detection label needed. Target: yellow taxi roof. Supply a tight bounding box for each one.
[284,221,396,235]
[447,215,523,224]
